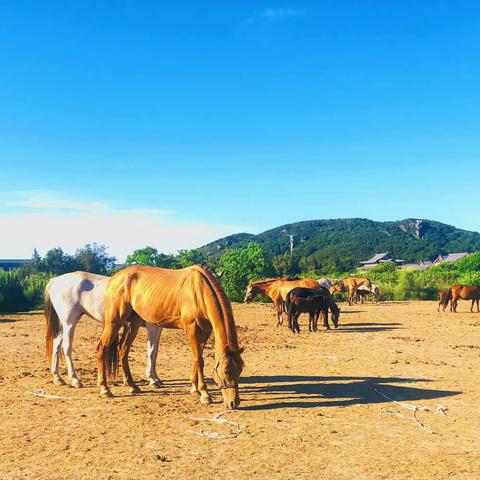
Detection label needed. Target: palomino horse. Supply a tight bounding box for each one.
[45,271,163,388]
[97,265,244,409]
[244,277,321,325]
[286,287,340,333]
[330,277,371,305]
[437,289,452,312]
[450,284,480,312]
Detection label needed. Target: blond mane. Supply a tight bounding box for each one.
[191,265,240,352]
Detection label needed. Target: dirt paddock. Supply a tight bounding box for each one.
[0,301,479,480]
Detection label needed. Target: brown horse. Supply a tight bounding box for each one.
[437,289,452,312]
[244,277,320,325]
[450,284,480,313]
[97,265,244,409]
[331,277,371,305]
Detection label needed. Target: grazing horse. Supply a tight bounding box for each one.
[44,271,163,388]
[244,277,321,326]
[97,265,244,409]
[331,277,371,305]
[437,289,452,312]
[450,284,480,313]
[286,287,340,333]
[355,284,380,304]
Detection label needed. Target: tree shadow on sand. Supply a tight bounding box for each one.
[238,375,460,411]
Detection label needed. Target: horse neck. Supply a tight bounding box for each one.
[195,268,238,357]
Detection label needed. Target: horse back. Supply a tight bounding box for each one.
[48,271,108,321]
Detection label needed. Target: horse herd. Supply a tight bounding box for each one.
[243,276,378,333]
[437,284,480,313]
[43,268,376,409]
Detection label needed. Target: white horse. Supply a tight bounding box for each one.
[45,271,163,388]
[355,283,380,303]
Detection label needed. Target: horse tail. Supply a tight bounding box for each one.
[44,281,61,366]
[445,288,452,302]
[285,291,292,313]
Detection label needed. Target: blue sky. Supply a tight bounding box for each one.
[1,1,479,259]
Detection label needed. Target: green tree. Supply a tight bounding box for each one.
[126,246,177,268]
[74,243,115,275]
[176,249,207,268]
[40,247,79,275]
[219,242,274,301]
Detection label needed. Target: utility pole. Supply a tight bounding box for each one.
[282,230,297,255]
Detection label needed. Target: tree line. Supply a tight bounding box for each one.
[2,241,479,312]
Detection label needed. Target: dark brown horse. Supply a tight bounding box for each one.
[450,284,480,312]
[286,287,340,333]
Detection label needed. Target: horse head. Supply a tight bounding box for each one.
[329,280,345,294]
[244,283,255,302]
[212,347,244,409]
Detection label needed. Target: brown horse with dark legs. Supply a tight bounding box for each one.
[244,277,321,325]
[97,265,244,409]
[437,289,452,312]
[450,284,480,313]
[330,277,371,305]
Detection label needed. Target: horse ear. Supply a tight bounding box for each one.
[338,308,341,312]
[217,270,224,278]
[239,346,245,354]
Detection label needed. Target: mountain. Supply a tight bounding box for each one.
[201,218,480,273]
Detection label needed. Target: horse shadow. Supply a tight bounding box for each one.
[330,321,403,333]
[238,374,460,411]
[0,318,17,323]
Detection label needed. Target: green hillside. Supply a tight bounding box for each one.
[201,218,480,274]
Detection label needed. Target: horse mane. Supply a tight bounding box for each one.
[192,265,241,353]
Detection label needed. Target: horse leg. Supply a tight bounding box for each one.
[323,308,330,329]
[97,303,130,398]
[309,313,313,332]
[145,323,163,387]
[61,320,83,388]
[118,317,141,394]
[294,312,301,333]
[275,299,284,326]
[51,326,65,386]
[186,322,212,404]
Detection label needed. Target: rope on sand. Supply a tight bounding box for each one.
[188,411,242,439]
[374,388,433,433]
[28,389,71,400]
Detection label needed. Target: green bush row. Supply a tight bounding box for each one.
[0,271,52,312]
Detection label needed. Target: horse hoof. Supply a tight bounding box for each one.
[129,385,141,394]
[191,390,201,398]
[100,389,114,398]
[53,377,66,386]
[200,396,212,405]
[71,378,84,388]
[149,379,163,388]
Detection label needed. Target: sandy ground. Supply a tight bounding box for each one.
[0,301,479,480]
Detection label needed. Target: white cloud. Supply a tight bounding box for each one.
[244,7,303,24]
[0,192,249,261]
[259,8,303,19]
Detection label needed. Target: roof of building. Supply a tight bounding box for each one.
[360,252,391,265]
[434,252,469,264]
